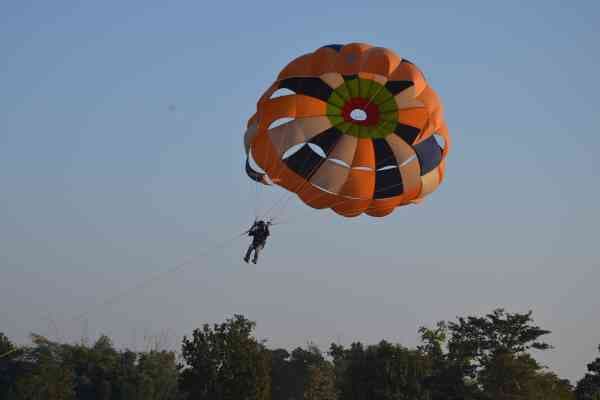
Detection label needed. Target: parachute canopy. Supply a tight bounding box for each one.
[244,43,450,217]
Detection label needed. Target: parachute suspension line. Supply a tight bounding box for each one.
[71,231,246,323]
[256,125,291,221]
[260,189,291,222]
[257,163,292,221]
[252,179,261,220]
[244,158,261,221]
[246,172,258,220]
[261,143,323,222]
[247,148,268,221]
[269,190,297,223]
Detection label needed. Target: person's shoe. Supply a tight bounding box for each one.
[243,256,249,263]
[252,258,257,264]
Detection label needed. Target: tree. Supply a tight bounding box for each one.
[576,345,600,400]
[0,310,580,400]
[1,332,15,355]
[269,344,330,400]
[14,334,76,400]
[329,342,366,400]
[270,349,292,400]
[530,371,574,400]
[447,308,551,370]
[286,345,326,400]
[1,333,23,400]
[416,309,573,400]
[63,334,120,400]
[418,323,483,400]
[304,363,337,400]
[111,349,140,400]
[480,352,542,399]
[418,322,447,361]
[330,340,431,400]
[476,352,574,400]
[179,314,270,400]
[136,350,180,400]
[443,309,573,400]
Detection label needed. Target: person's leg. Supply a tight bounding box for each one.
[252,243,264,263]
[244,244,253,262]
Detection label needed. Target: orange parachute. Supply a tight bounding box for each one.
[244,43,450,217]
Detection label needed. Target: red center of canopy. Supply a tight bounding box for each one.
[341,98,380,126]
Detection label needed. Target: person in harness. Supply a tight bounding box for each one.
[244,220,271,264]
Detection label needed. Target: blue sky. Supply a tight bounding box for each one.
[1,1,599,382]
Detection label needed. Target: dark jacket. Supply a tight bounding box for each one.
[249,222,270,245]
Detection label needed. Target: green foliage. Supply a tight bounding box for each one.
[330,340,431,400]
[480,353,546,399]
[304,363,337,400]
[447,308,552,369]
[269,345,329,400]
[530,372,574,400]
[1,332,15,355]
[2,332,179,400]
[270,348,291,400]
[1,332,19,398]
[420,309,568,400]
[1,310,589,400]
[476,352,574,399]
[14,334,76,400]
[137,350,180,400]
[179,314,270,400]
[418,321,447,360]
[576,345,600,400]
[418,324,482,400]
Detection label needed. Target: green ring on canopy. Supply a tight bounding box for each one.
[326,78,398,139]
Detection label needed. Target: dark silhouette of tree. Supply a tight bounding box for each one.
[270,348,291,400]
[1,333,26,400]
[304,362,336,400]
[479,352,573,400]
[0,309,582,400]
[14,334,76,400]
[1,332,180,400]
[420,308,569,400]
[286,345,326,400]
[179,314,270,400]
[136,350,180,400]
[62,334,121,400]
[330,340,431,400]
[576,345,600,400]
[418,323,483,400]
[446,308,551,370]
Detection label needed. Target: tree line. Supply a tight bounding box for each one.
[1,309,599,399]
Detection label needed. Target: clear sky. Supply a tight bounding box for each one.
[1,1,599,382]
